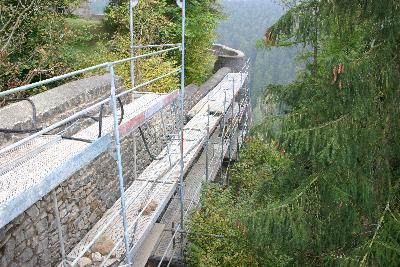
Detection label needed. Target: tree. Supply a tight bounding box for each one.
[0,0,80,94]
[103,0,222,85]
[253,0,400,265]
[188,0,400,265]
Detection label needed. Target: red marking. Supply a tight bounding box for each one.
[119,112,145,137]
[164,90,179,105]
[181,129,184,152]
[118,90,178,138]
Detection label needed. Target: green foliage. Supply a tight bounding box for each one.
[187,139,295,266]
[183,0,221,84]
[187,184,259,267]
[1,0,221,96]
[76,33,179,93]
[103,0,174,45]
[103,0,222,85]
[252,0,400,265]
[189,0,400,266]
[61,18,106,67]
[0,0,80,93]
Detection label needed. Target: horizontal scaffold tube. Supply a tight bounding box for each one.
[0,46,180,98]
[0,69,181,156]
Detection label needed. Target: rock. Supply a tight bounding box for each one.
[13,230,26,245]
[77,256,92,267]
[91,251,103,262]
[105,258,117,267]
[139,200,158,216]
[4,237,16,256]
[26,205,40,219]
[18,247,33,263]
[0,232,11,248]
[83,250,92,258]
[91,235,114,256]
[36,218,48,234]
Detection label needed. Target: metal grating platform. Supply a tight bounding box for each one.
[0,135,61,176]
[0,91,178,229]
[150,131,224,262]
[65,117,221,265]
[64,73,247,266]
[151,105,246,263]
[188,73,246,118]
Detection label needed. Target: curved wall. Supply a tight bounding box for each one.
[212,44,246,73]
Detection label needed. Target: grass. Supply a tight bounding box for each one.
[62,17,109,67]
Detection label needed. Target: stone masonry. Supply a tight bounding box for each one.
[0,67,232,267]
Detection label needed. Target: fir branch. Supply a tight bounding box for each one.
[249,174,320,215]
[262,110,304,120]
[360,201,390,267]
[375,241,400,254]
[389,208,399,223]
[283,115,348,135]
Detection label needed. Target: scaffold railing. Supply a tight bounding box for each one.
[0,0,252,266]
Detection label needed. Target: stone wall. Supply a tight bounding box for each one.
[211,44,246,73]
[0,69,231,267]
[0,74,125,150]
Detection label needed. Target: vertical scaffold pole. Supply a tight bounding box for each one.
[241,65,250,144]
[205,94,210,182]
[129,1,139,248]
[129,0,138,182]
[109,64,131,264]
[229,77,235,162]
[237,75,242,161]
[177,0,186,257]
[220,89,227,183]
[247,63,252,128]
[52,191,66,266]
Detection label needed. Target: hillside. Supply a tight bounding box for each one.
[216,0,300,117]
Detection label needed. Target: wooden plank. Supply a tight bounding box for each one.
[187,73,247,118]
[64,73,247,265]
[132,224,165,267]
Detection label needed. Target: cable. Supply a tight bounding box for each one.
[0,97,125,144]
[59,136,93,144]
[97,97,124,137]
[117,97,124,125]
[98,104,104,138]
[0,128,43,134]
[138,126,164,161]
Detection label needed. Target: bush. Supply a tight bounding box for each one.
[186,138,293,266]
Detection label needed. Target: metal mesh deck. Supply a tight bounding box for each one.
[151,106,245,262]
[0,93,173,229]
[64,73,247,265]
[0,135,61,175]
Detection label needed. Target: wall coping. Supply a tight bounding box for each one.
[211,43,245,59]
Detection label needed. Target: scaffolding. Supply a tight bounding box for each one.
[0,1,251,266]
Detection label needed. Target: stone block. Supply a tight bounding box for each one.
[36,218,48,234]
[26,205,40,219]
[13,230,25,245]
[17,247,33,263]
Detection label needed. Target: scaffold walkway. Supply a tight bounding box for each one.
[0,91,179,230]
[150,74,250,265]
[0,1,252,266]
[64,73,247,266]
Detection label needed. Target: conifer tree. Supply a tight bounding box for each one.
[251,0,400,265]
